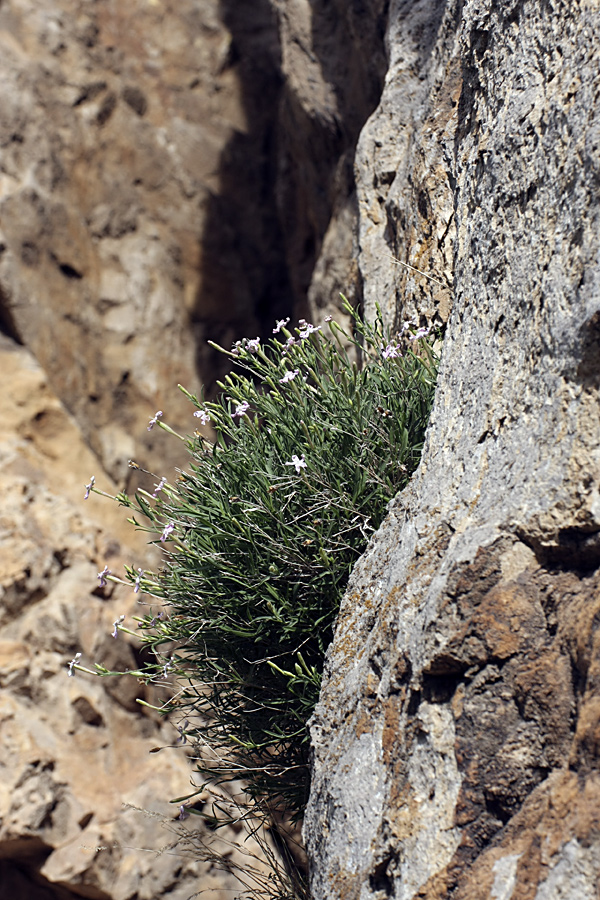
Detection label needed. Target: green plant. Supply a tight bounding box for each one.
[79,301,439,896]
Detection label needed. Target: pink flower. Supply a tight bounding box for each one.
[97,565,111,587]
[382,342,402,359]
[84,476,95,500]
[409,326,432,341]
[161,522,175,542]
[279,369,299,384]
[148,411,163,431]
[152,477,167,498]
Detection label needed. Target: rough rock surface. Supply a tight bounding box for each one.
[355,0,459,327]
[0,1,388,897]
[0,336,269,899]
[0,0,289,482]
[5,0,599,897]
[0,0,387,483]
[305,1,600,898]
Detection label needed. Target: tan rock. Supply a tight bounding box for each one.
[0,337,266,897]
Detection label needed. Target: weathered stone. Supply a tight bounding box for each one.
[275,0,389,323]
[0,0,295,483]
[5,0,599,895]
[305,1,600,897]
[0,1,390,895]
[0,337,268,898]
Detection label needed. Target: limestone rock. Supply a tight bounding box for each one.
[0,0,290,483]
[275,0,388,323]
[305,1,600,897]
[0,2,390,896]
[0,337,266,899]
[355,0,458,329]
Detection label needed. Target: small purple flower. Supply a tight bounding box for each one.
[67,652,82,677]
[134,568,144,593]
[325,315,333,322]
[161,522,175,542]
[97,565,111,588]
[178,805,190,821]
[409,326,432,341]
[147,411,163,431]
[281,336,296,354]
[193,409,210,425]
[285,454,307,474]
[232,400,250,419]
[246,337,260,353]
[279,369,299,384]
[231,340,244,356]
[401,316,420,334]
[84,476,95,500]
[298,319,321,339]
[112,615,125,639]
[382,342,402,359]
[273,318,290,334]
[152,477,167,498]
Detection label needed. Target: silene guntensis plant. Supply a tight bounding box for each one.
[73,300,440,900]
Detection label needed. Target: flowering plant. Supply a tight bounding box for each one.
[83,301,439,885]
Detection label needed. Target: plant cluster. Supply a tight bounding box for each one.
[79,301,439,896]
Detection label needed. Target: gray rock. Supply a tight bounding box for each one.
[305,0,600,897]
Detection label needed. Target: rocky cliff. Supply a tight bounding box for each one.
[2,0,600,898]
[0,1,385,897]
[305,0,600,898]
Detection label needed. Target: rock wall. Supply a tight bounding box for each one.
[0,0,387,483]
[0,336,264,900]
[0,1,387,897]
[4,0,598,897]
[305,0,600,898]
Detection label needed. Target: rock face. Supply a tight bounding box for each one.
[0,0,292,482]
[0,0,387,483]
[0,1,387,897]
[0,336,266,899]
[305,1,600,898]
[4,0,600,897]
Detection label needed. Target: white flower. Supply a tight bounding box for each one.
[285,454,307,474]
[67,652,82,677]
[279,369,299,384]
[273,318,290,334]
[232,400,250,419]
[298,319,321,339]
[193,409,210,425]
